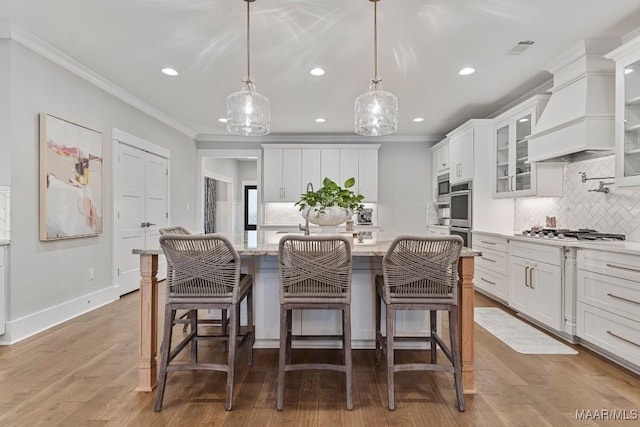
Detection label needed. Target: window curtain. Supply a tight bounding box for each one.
[204,177,216,234]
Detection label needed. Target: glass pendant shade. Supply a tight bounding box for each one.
[226,80,270,136]
[355,80,398,136]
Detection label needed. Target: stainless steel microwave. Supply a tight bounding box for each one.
[436,173,450,204]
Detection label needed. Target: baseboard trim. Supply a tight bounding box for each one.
[0,286,118,345]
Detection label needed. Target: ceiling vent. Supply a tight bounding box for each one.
[508,40,535,55]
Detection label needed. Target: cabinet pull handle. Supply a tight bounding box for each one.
[606,263,640,274]
[480,277,496,285]
[483,257,496,263]
[480,240,496,245]
[529,267,534,289]
[524,266,530,287]
[607,330,640,349]
[607,293,640,306]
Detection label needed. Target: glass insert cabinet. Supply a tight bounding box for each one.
[492,95,562,198]
[606,37,640,188]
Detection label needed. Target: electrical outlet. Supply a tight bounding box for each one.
[88,268,95,281]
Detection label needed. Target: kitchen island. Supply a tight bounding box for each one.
[133,232,479,394]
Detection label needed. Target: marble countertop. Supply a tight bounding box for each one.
[473,230,640,256]
[134,231,480,258]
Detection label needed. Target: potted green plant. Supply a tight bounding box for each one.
[295,177,365,226]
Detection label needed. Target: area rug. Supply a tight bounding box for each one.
[474,307,578,355]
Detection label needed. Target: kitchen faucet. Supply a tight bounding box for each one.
[299,182,314,235]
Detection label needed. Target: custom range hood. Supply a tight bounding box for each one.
[528,39,620,163]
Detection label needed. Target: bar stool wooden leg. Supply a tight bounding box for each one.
[375,291,382,366]
[344,306,353,410]
[154,305,175,412]
[449,306,465,411]
[225,305,237,411]
[430,310,437,364]
[247,288,254,366]
[386,303,396,411]
[277,305,287,410]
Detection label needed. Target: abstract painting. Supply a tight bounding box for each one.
[39,113,103,240]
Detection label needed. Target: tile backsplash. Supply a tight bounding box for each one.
[0,186,10,240]
[515,155,640,241]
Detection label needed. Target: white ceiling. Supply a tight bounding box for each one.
[2,0,640,140]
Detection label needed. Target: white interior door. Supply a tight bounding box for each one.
[114,142,169,296]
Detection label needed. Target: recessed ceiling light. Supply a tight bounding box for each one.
[315,118,326,123]
[518,118,529,122]
[218,118,228,123]
[458,67,476,76]
[161,67,179,76]
[625,68,634,75]
[413,117,424,122]
[310,67,326,76]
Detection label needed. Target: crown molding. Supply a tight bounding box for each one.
[3,23,196,139]
[195,132,441,144]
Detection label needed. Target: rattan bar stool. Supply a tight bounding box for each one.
[159,226,229,335]
[154,234,254,411]
[375,235,464,411]
[277,235,353,410]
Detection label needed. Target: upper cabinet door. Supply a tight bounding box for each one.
[606,38,640,187]
[450,126,474,184]
[281,149,302,201]
[262,148,284,202]
[262,148,302,202]
[301,149,321,192]
[320,149,341,184]
[339,148,378,202]
[491,95,563,198]
[494,120,511,195]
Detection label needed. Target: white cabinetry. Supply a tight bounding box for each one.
[339,148,378,202]
[301,148,342,191]
[448,124,474,184]
[0,245,5,336]
[427,225,449,237]
[605,36,640,188]
[433,140,449,174]
[473,233,508,303]
[492,95,563,198]
[430,138,449,203]
[263,145,379,203]
[577,250,640,369]
[508,241,563,331]
[262,148,302,202]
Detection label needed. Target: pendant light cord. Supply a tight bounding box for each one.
[246,0,252,84]
[373,0,380,85]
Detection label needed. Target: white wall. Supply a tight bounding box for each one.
[376,141,431,233]
[0,40,10,185]
[1,39,197,343]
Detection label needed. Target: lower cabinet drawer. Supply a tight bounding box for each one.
[578,270,640,322]
[475,247,507,275]
[577,302,640,368]
[474,266,508,302]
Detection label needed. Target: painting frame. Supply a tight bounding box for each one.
[39,113,104,241]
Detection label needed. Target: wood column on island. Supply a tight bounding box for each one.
[132,247,476,394]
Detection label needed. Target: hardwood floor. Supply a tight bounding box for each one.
[0,290,638,426]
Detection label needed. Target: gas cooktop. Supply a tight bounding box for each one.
[521,228,626,241]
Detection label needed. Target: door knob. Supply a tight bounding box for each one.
[140,222,156,228]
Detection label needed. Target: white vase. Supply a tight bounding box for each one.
[302,206,354,228]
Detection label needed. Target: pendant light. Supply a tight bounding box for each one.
[355,0,398,136]
[226,0,270,136]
